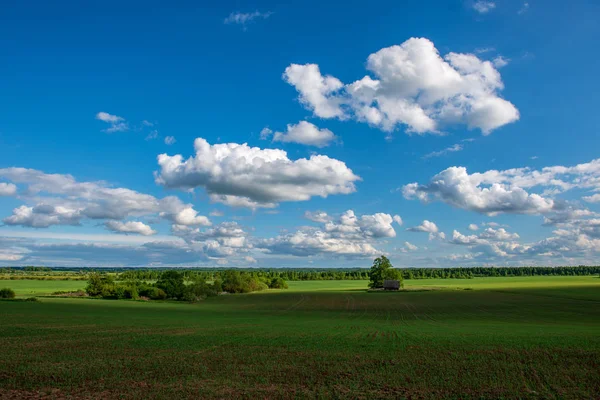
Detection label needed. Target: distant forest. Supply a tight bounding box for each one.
[2,265,600,281]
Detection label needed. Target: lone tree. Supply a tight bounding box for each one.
[368,255,403,289]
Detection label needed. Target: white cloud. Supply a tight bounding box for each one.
[260,127,273,140]
[209,210,224,217]
[468,223,479,231]
[155,138,360,208]
[164,136,176,145]
[583,193,600,203]
[325,210,400,239]
[3,204,81,228]
[224,11,273,28]
[423,144,463,159]
[0,182,17,196]
[145,130,159,140]
[96,111,129,133]
[493,56,510,68]
[0,167,210,229]
[283,63,344,119]
[172,222,251,259]
[244,256,258,264]
[105,221,157,236]
[304,211,331,223]
[402,241,418,251]
[258,210,398,258]
[284,38,519,136]
[404,158,600,216]
[407,220,445,240]
[473,1,496,13]
[271,121,338,148]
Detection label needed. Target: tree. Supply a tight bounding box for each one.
[156,270,186,299]
[85,273,114,296]
[0,288,15,299]
[368,256,403,289]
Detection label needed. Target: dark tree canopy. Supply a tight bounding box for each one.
[368,256,403,289]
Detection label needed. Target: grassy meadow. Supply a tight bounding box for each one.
[1,276,599,399]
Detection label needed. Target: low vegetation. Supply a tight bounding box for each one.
[83,270,288,301]
[0,288,15,299]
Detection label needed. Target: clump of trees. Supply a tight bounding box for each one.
[84,270,288,301]
[368,256,404,289]
[0,288,16,299]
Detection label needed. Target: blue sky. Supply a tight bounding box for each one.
[1,0,599,268]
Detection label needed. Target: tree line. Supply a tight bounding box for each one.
[2,265,600,281]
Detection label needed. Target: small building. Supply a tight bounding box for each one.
[383,280,400,291]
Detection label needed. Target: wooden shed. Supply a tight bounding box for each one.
[383,280,400,291]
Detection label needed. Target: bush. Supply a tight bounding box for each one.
[182,281,217,302]
[0,288,16,299]
[139,286,167,300]
[156,271,186,299]
[85,273,115,296]
[269,277,289,289]
[221,270,270,294]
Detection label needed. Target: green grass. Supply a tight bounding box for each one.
[0,279,86,296]
[1,276,599,399]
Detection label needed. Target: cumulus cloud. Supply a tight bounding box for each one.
[403,158,600,216]
[172,222,251,258]
[269,121,338,147]
[283,63,345,119]
[284,37,519,136]
[0,167,210,230]
[105,221,157,236]
[450,227,519,245]
[324,210,401,239]
[155,138,360,208]
[304,211,331,223]
[468,223,479,231]
[406,220,445,240]
[0,182,17,196]
[164,136,176,145]
[96,112,129,133]
[493,56,510,68]
[257,210,399,258]
[3,205,81,228]
[583,193,600,203]
[472,1,496,13]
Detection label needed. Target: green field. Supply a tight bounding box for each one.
[1,276,600,399]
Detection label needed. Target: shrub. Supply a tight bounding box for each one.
[122,286,139,300]
[156,271,186,299]
[139,286,167,300]
[182,281,217,302]
[0,288,16,299]
[85,273,115,297]
[221,271,270,294]
[269,277,289,289]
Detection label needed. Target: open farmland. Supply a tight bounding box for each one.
[1,276,600,399]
